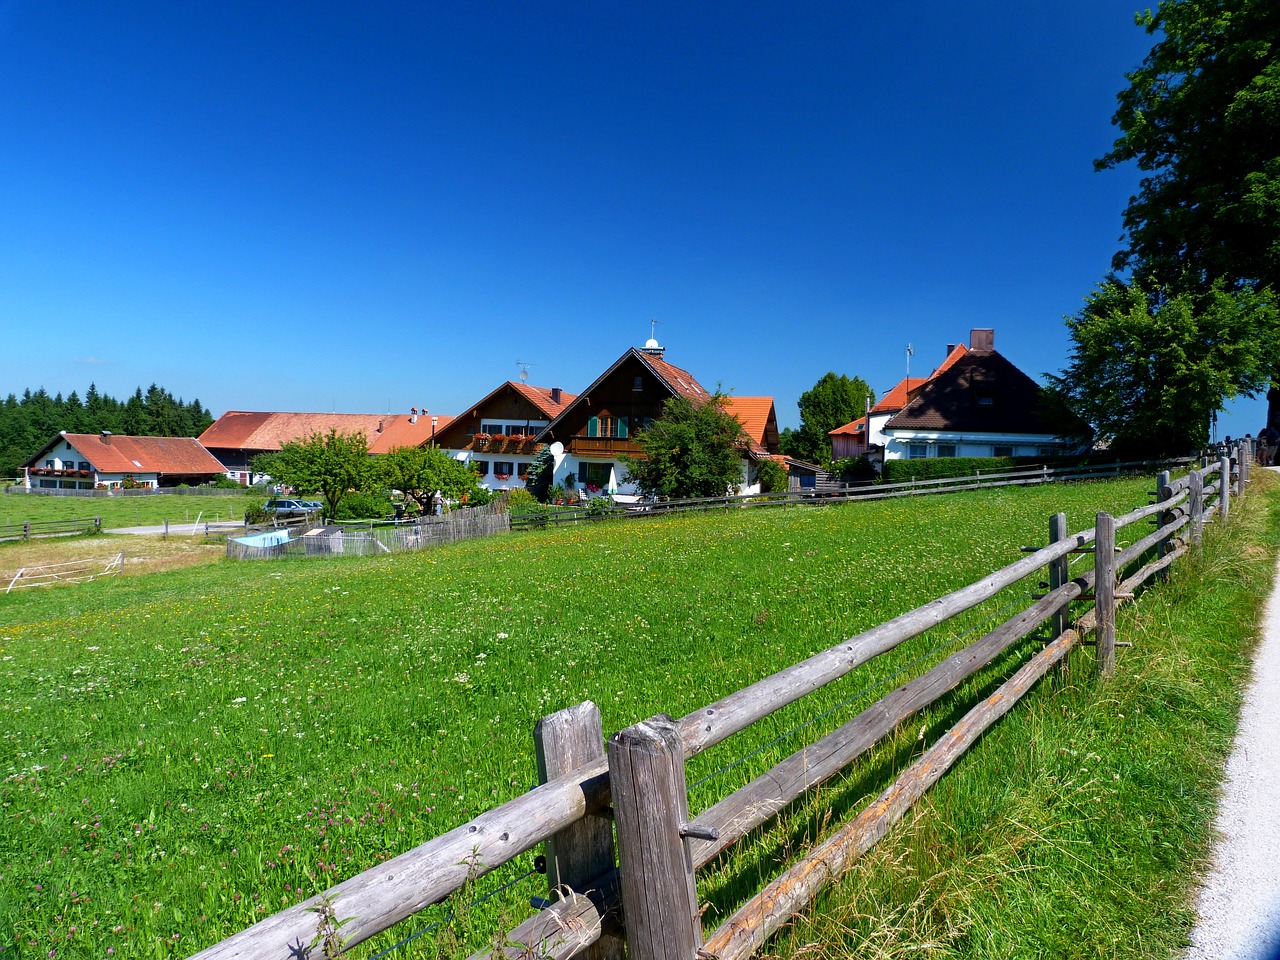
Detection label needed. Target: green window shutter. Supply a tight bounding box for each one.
[587,416,599,438]
[618,416,629,438]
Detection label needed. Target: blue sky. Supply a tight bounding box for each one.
[0,2,1265,440]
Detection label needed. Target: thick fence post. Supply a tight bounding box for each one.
[1156,470,1172,583]
[1190,470,1204,544]
[1095,512,1116,679]
[534,702,622,960]
[1219,455,1231,521]
[608,715,702,960]
[1048,512,1069,681]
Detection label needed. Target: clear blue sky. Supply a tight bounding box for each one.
[0,2,1264,441]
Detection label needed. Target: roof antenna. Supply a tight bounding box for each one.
[906,342,914,379]
[515,360,536,383]
[645,317,664,350]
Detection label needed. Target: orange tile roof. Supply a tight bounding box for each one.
[639,352,711,402]
[51,434,228,474]
[723,396,780,455]
[506,382,578,419]
[871,378,930,414]
[830,415,868,437]
[199,411,452,455]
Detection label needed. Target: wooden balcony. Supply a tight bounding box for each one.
[570,437,643,458]
[467,437,545,456]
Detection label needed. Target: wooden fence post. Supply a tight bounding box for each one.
[1156,470,1172,583]
[1095,511,1116,680]
[608,715,702,960]
[1048,512,1069,681]
[1219,455,1231,521]
[1189,470,1204,544]
[534,702,622,960]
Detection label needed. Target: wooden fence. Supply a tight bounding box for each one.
[0,516,102,542]
[225,501,510,560]
[511,456,1197,531]
[190,443,1251,960]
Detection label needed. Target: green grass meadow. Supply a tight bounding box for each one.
[0,491,257,530]
[0,475,1272,959]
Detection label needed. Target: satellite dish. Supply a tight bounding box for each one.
[550,441,564,456]
[516,359,535,382]
[519,369,528,382]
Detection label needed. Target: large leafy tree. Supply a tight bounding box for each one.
[1093,0,1280,423]
[780,372,874,465]
[253,429,372,517]
[623,391,748,499]
[378,446,486,512]
[1050,278,1278,456]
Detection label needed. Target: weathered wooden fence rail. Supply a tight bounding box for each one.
[189,442,1251,960]
[0,516,101,542]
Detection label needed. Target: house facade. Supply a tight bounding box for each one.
[537,341,782,498]
[432,381,576,492]
[880,329,1087,461]
[22,431,228,490]
[199,410,451,484]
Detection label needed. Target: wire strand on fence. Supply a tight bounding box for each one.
[364,867,538,960]
[689,593,1030,791]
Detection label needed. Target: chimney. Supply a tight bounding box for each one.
[410,406,418,424]
[100,430,112,444]
[551,387,562,405]
[970,328,994,351]
[946,343,956,357]
[377,419,384,434]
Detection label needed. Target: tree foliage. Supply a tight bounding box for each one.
[1059,0,1280,441]
[0,382,213,477]
[253,429,372,517]
[1049,278,1278,457]
[622,391,748,499]
[523,445,557,502]
[780,372,874,465]
[378,446,486,513]
[1098,0,1280,294]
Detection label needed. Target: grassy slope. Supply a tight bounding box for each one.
[763,474,1279,959]
[0,475,1268,958]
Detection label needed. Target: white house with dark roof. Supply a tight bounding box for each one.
[879,329,1089,461]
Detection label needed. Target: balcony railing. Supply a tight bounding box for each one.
[467,437,545,456]
[570,437,642,457]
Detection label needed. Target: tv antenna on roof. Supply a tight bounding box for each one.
[906,342,914,379]
[515,360,537,383]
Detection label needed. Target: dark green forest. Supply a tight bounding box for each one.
[0,383,213,478]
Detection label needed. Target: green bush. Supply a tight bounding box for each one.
[334,490,392,520]
[505,488,543,514]
[756,459,789,493]
[211,475,246,489]
[831,455,879,481]
[882,456,1019,483]
[586,494,614,517]
[244,502,269,525]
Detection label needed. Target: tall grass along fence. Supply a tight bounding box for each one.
[5,551,124,593]
[225,500,510,560]
[510,456,1197,531]
[0,516,101,542]
[192,443,1251,960]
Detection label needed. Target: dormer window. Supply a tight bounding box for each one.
[633,376,643,392]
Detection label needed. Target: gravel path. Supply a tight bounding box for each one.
[1183,547,1280,960]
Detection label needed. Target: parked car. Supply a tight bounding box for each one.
[264,498,319,517]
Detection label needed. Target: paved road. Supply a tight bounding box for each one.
[1183,468,1280,960]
